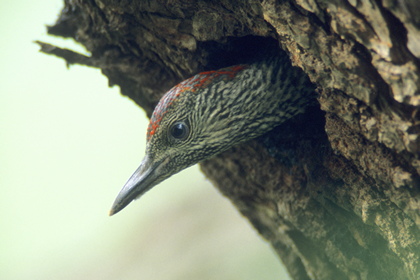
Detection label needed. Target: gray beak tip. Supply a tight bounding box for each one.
[108,206,118,217]
[108,155,160,216]
[108,199,125,216]
[108,186,136,216]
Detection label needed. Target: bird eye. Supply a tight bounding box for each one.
[169,121,189,141]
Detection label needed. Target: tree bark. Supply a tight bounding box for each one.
[38,0,420,279]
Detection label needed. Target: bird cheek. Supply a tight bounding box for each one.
[155,156,171,173]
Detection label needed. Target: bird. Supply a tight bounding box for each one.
[109,51,316,216]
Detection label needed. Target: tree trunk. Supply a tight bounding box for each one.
[38,0,420,279]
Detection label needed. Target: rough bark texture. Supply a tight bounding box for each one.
[39,1,420,279]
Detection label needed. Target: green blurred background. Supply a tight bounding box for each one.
[0,0,290,279]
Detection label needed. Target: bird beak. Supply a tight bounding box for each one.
[109,155,163,216]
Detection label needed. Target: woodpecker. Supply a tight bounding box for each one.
[109,52,316,215]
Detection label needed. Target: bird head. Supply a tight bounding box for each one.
[109,65,249,215]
